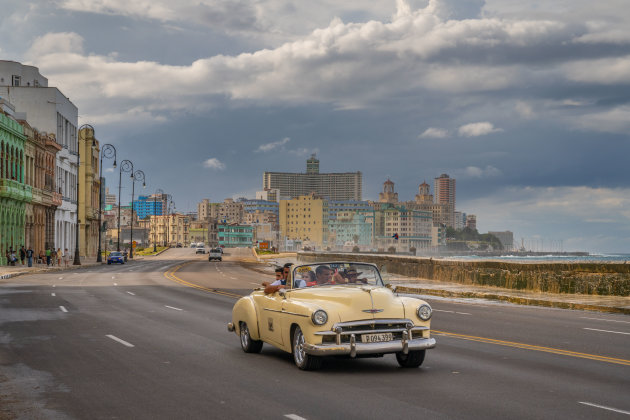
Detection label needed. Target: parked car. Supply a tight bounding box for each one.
[176,243,183,248]
[208,248,222,261]
[228,262,435,370]
[107,251,125,265]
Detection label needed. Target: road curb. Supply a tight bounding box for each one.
[395,286,630,315]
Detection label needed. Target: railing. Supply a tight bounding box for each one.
[0,179,33,202]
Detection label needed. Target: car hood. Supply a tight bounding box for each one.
[288,285,406,321]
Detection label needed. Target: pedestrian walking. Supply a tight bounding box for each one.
[20,246,26,265]
[63,248,69,268]
[46,248,51,266]
[9,249,17,266]
[26,246,34,267]
[56,248,62,266]
[51,248,57,266]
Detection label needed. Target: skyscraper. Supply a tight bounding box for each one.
[434,174,455,207]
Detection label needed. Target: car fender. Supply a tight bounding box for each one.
[232,296,261,340]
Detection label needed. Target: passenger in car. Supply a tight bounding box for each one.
[264,263,305,293]
[315,265,338,285]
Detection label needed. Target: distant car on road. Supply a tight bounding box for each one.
[208,248,222,261]
[107,251,125,265]
[195,244,206,254]
[176,243,182,248]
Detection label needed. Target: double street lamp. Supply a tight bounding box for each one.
[129,169,146,259]
[96,144,116,262]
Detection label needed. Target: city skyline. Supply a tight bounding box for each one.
[1,0,629,253]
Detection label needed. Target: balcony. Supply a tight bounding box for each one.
[0,179,33,202]
[51,192,62,207]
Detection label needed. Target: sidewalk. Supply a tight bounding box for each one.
[390,277,630,315]
[0,255,145,280]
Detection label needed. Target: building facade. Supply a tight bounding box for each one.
[279,193,329,248]
[0,61,79,255]
[369,205,433,251]
[218,224,254,248]
[149,213,190,247]
[0,108,30,264]
[134,193,166,219]
[78,126,100,258]
[263,155,362,201]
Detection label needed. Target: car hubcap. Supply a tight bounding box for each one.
[294,331,305,364]
[241,324,249,348]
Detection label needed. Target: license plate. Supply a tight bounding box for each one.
[361,333,393,343]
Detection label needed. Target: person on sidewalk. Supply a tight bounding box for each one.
[46,248,51,266]
[56,248,62,266]
[51,248,57,266]
[26,246,34,267]
[63,248,69,268]
[20,246,26,265]
[9,249,17,266]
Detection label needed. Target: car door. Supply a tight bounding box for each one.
[253,293,285,346]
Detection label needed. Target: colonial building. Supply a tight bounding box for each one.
[369,205,433,251]
[78,126,100,258]
[0,105,29,263]
[0,61,79,254]
[20,119,61,256]
[149,213,190,247]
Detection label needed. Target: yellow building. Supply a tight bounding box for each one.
[279,193,328,248]
[78,126,100,258]
[149,213,190,246]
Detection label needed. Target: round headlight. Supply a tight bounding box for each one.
[417,304,432,321]
[311,309,328,325]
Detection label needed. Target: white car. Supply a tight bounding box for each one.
[195,244,206,254]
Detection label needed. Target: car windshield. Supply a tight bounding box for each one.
[110,252,122,256]
[292,263,383,288]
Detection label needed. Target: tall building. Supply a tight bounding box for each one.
[434,174,455,207]
[0,61,79,254]
[369,204,433,251]
[279,193,329,248]
[263,154,362,201]
[134,193,166,219]
[256,188,280,202]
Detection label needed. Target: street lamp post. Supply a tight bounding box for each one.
[129,169,145,259]
[165,195,174,247]
[96,144,116,262]
[153,188,164,252]
[117,160,133,252]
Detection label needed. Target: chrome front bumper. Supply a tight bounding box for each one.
[304,336,436,357]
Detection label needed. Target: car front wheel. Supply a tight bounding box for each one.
[292,326,322,370]
[395,350,426,368]
[239,322,263,353]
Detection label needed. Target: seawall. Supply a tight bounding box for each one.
[297,253,630,296]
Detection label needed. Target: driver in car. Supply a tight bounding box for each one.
[264,263,306,294]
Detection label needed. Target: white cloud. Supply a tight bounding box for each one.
[255,137,290,153]
[571,106,630,134]
[419,127,448,138]
[514,101,534,119]
[458,122,502,137]
[461,165,502,178]
[203,158,225,170]
[25,32,84,59]
[105,167,114,173]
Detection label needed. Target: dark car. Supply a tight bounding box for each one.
[107,251,125,265]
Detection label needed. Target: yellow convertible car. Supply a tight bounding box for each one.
[228,262,436,370]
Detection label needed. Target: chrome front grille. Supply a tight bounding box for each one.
[316,318,428,345]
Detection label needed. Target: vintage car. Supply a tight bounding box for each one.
[228,262,435,370]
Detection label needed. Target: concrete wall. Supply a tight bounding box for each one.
[298,252,630,296]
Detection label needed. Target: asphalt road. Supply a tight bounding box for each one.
[1,248,629,419]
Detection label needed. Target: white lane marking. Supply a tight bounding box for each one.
[230,276,237,280]
[59,306,68,312]
[106,335,135,348]
[583,328,630,336]
[52,285,56,288]
[112,276,116,279]
[285,415,308,420]
[51,293,56,297]
[579,401,630,415]
[581,317,630,325]
[433,309,454,313]
[113,283,118,286]
[456,312,472,315]
[126,291,136,296]
[165,305,183,311]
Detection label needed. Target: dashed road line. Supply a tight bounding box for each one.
[579,401,630,415]
[285,415,308,420]
[165,305,183,311]
[51,293,56,297]
[583,327,630,336]
[106,335,135,348]
[126,291,136,296]
[581,317,630,324]
[59,306,68,312]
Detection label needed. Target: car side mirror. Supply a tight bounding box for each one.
[386,283,398,293]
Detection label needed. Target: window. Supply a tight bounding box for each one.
[11,75,21,86]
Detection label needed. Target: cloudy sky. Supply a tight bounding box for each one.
[1,0,629,253]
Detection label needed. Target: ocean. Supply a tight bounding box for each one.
[440,254,630,263]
